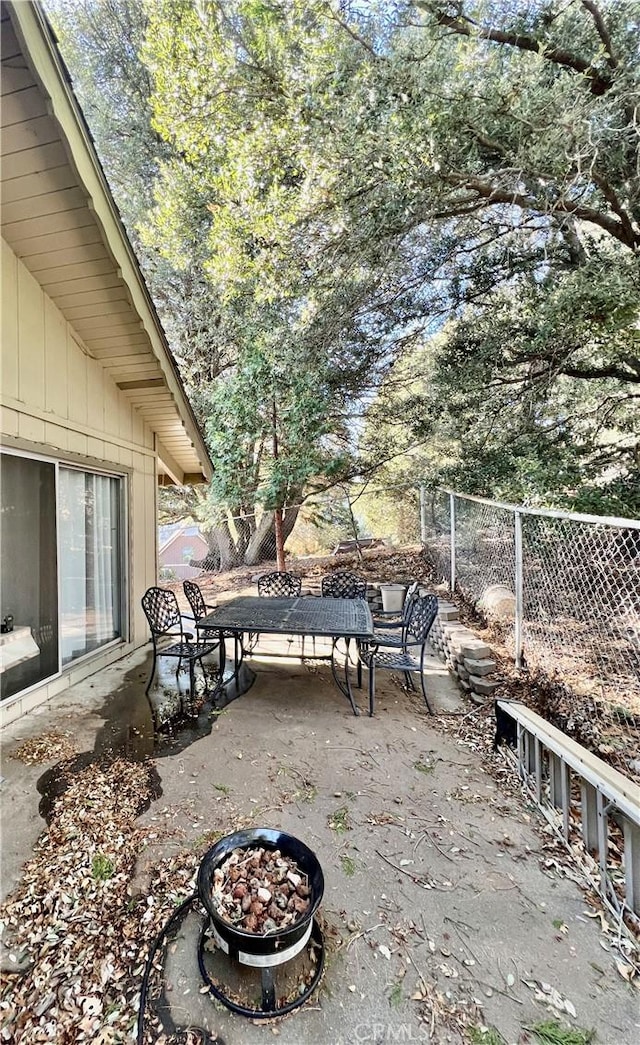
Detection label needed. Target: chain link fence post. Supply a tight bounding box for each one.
[419,485,427,546]
[449,492,456,593]
[514,508,524,669]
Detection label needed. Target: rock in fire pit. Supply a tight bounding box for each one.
[212,845,311,933]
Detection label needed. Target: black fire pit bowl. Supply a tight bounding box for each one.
[197,827,324,958]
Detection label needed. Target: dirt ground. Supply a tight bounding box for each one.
[1,627,639,1044]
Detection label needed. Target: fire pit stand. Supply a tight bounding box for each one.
[196,827,325,1018]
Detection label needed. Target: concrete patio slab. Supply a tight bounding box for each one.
[1,639,638,1044]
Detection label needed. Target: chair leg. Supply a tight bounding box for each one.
[356,640,362,689]
[188,660,197,716]
[419,651,434,714]
[199,657,209,695]
[175,655,183,691]
[145,650,157,696]
[368,662,375,717]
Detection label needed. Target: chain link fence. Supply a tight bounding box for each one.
[420,489,640,723]
[160,484,422,576]
[159,485,640,724]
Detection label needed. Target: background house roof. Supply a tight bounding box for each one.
[1,0,213,485]
[158,523,206,552]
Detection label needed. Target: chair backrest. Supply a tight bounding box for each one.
[142,587,182,637]
[401,581,420,622]
[321,571,367,599]
[184,579,207,622]
[405,592,438,644]
[257,571,302,597]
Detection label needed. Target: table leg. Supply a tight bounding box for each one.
[330,637,359,716]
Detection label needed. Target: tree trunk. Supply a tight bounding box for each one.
[234,514,254,560]
[274,508,285,571]
[243,504,301,566]
[214,518,242,570]
[282,504,300,543]
[244,511,276,566]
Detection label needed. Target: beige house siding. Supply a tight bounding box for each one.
[1,1,213,725]
[1,238,158,725]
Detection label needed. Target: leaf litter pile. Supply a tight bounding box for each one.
[9,730,77,766]
[0,758,203,1043]
[211,846,311,933]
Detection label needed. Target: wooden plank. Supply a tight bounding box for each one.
[11,224,103,259]
[3,205,94,242]
[64,301,133,322]
[44,295,69,418]
[75,320,144,340]
[67,334,88,426]
[1,84,49,126]
[17,263,45,410]
[54,285,131,310]
[1,114,60,155]
[1,186,88,225]
[0,239,18,398]
[38,254,115,284]
[96,352,156,368]
[25,242,110,273]
[0,19,20,60]
[0,140,68,179]
[0,63,37,96]
[86,357,105,434]
[41,270,122,295]
[1,164,77,204]
[107,364,162,379]
[91,344,153,360]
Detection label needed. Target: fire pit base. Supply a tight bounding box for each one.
[197,916,325,1018]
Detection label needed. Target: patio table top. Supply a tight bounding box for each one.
[200,595,373,640]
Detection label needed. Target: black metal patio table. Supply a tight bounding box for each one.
[201,596,373,715]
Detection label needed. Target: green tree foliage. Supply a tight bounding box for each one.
[49,0,640,528]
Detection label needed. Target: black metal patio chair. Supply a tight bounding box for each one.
[257,571,302,597]
[253,572,303,654]
[321,571,367,599]
[141,587,218,712]
[321,571,367,685]
[361,592,439,717]
[183,579,227,674]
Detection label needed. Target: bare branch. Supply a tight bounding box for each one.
[430,6,613,95]
[580,0,618,69]
[443,172,639,251]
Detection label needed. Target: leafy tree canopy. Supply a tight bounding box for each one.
[49,0,640,528]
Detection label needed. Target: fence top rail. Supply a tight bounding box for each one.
[443,490,640,531]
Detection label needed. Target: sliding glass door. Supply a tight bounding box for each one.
[58,468,123,665]
[0,451,125,702]
[0,453,59,700]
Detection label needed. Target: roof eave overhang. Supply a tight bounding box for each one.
[6,1,213,484]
